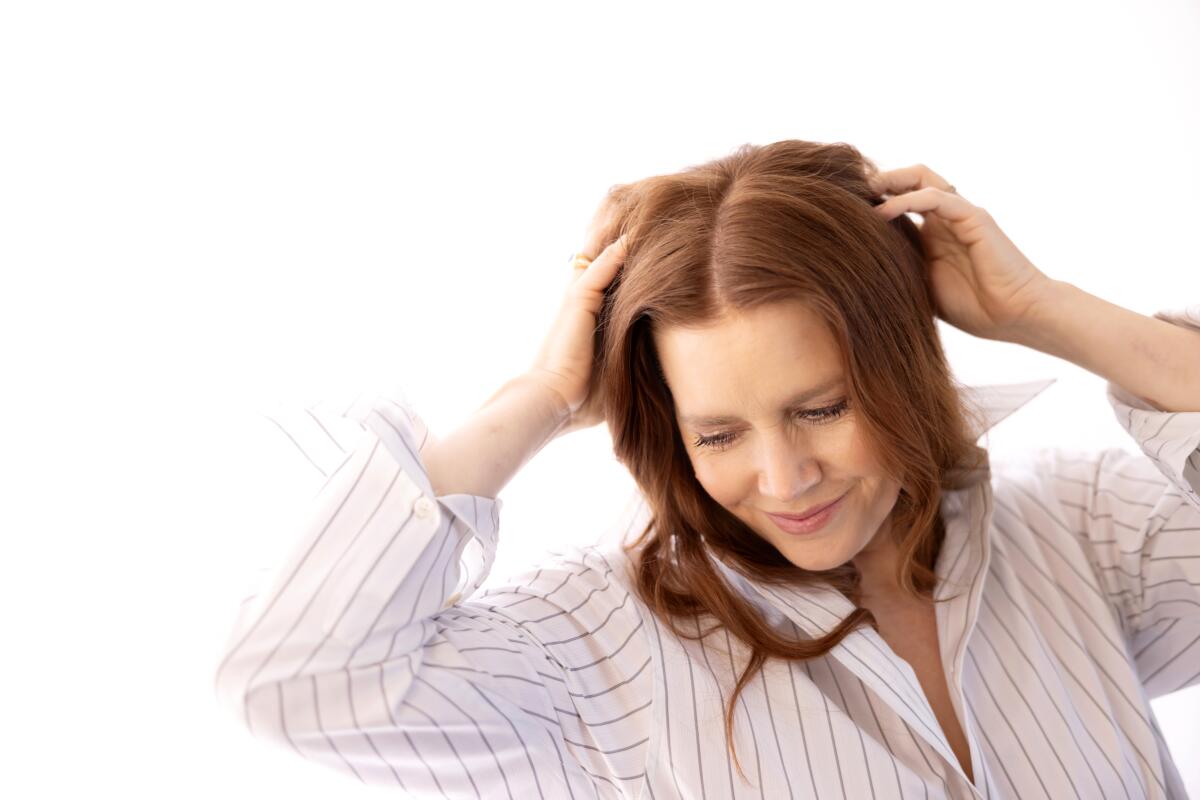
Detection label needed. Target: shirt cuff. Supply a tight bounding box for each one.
[1105,303,1200,508]
[344,379,503,599]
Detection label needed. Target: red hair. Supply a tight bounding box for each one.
[590,140,987,782]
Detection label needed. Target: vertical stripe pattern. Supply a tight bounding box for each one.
[215,304,1200,798]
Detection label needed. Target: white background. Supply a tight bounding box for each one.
[1,0,1197,797]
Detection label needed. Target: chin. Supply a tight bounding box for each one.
[782,545,848,571]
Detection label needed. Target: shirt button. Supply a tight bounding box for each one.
[413,496,436,519]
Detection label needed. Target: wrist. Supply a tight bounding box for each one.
[510,371,573,432]
[1004,278,1077,350]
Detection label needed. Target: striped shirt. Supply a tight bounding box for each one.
[213,304,1200,799]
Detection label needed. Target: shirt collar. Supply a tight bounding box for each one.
[958,377,1057,440]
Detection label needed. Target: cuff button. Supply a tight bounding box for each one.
[413,496,436,519]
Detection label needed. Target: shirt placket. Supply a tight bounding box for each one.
[762,583,970,785]
[933,479,997,798]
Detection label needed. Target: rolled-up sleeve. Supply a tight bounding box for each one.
[1094,304,1200,698]
[211,382,655,797]
[1016,304,1200,699]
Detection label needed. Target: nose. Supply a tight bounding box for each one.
[757,431,823,503]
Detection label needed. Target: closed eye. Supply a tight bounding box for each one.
[691,399,850,451]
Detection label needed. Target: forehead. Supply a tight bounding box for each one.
[654,299,839,370]
[653,300,844,423]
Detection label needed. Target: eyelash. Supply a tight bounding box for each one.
[691,399,850,451]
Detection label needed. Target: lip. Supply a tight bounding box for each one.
[765,491,848,536]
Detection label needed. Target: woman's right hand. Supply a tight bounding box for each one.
[526,196,628,436]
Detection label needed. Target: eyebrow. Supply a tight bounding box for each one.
[679,376,845,427]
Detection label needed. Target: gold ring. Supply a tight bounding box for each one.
[570,253,593,271]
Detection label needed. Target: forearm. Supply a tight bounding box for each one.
[421,372,571,499]
[1012,280,1200,412]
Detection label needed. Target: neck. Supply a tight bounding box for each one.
[853,528,910,605]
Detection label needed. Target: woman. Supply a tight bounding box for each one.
[213,140,1199,799]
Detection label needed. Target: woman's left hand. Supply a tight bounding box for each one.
[869,164,1057,342]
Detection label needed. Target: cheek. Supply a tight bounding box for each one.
[692,461,736,505]
[691,454,762,513]
[836,420,886,474]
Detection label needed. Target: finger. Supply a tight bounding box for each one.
[571,234,628,292]
[873,186,977,223]
[868,163,956,197]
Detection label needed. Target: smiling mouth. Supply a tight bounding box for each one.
[768,491,847,520]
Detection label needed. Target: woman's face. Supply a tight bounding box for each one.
[653,299,903,582]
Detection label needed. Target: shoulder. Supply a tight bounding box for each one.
[468,542,652,667]
[987,445,1176,581]
[991,445,1169,514]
